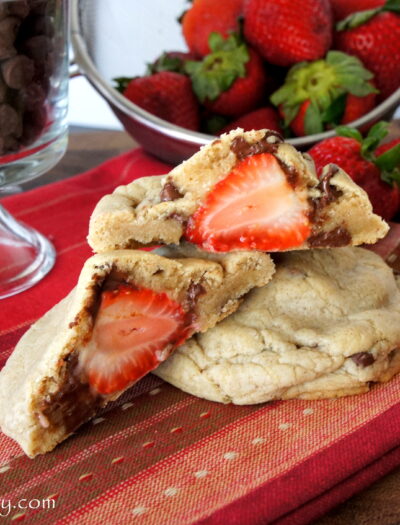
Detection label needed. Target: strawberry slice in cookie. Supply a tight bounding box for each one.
[0,246,274,456]
[88,129,388,254]
[185,152,311,251]
[80,285,193,395]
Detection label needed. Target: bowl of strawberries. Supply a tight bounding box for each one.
[71,0,400,163]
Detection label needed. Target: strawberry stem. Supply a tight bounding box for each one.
[113,77,134,93]
[185,33,249,102]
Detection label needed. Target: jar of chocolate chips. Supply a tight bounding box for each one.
[0,0,69,185]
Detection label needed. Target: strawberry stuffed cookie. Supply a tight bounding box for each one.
[89,129,388,254]
[0,246,274,457]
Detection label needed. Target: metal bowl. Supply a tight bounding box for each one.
[71,0,400,164]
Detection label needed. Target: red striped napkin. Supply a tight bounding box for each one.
[0,148,399,524]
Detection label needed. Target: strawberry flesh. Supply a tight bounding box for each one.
[80,285,192,395]
[185,153,311,252]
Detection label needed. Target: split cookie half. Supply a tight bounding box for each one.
[88,129,388,253]
[0,245,274,456]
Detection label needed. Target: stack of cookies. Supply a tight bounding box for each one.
[1,128,399,458]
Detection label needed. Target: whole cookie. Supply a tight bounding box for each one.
[155,247,400,404]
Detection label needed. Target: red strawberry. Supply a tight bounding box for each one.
[376,138,400,157]
[335,3,400,100]
[308,122,400,220]
[80,285,192,395]
[330,0,385,21]
[185,152,311,252]
[182,0,243,57]
[118,71,200,131]
[219,107,283,135]
[288,101,312,137]
[243,0,333,67]
[340,91,376,124]
[271,51,377,136]
[185,35,268,117]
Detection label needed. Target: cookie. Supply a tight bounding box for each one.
[88,129,388,253]
[0,246,274,456]
[155,248,400,404]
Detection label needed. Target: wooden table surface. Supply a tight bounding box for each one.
[22,127,400,525]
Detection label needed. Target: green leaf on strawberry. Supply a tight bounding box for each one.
[335,121,400,188]
[337,0,400,31]
[335,125,363,142]
[321,94,347,125]
[375,144,400,172]
[304,103,324,134]
[270,51,377,135]
[184,32,249,102]
[147,53,185,75]
[360,121,389,157]
[113,77,134,93]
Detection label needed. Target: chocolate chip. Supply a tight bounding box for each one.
[0,104,21,135]
[0,16,21,40]
[0,77,7,103]
[0,134,19,155]
[0,16,20,59]
[21,105,46,144]
[160,181,183,202]
[2,55,34,88]
[28,0,48,15]
[6,0,29,18]
[21,34,51,64]
[307,227,351,248]
[20,81,46,106]
[351,352,376,367]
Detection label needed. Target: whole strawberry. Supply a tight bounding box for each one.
[270,51,377,136]
[219,107,283,134]
[335,0,400,100]
[308,122,400,220]
[330,0,385,21]
[182,0,243,57]
[185,34,268,117]
[243,0,333,67]
[115,71,200,131]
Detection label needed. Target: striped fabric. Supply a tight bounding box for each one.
[0,149,399,524]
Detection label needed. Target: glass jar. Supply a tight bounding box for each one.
[0,0,69,299]
[0,0,69,186]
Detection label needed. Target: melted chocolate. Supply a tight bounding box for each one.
[182,281,206,326]
[230,131,283,161]
[160,181,183,202]
[308,227,351,248]
[185,282,206,311]
[350,352,376,367]
[314,165,343,212]
[38,353,102,434]
[229,132,299,188]
[102,269,136,292]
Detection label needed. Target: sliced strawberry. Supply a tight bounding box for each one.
[185,153,311,252]
[80,286,192,395]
